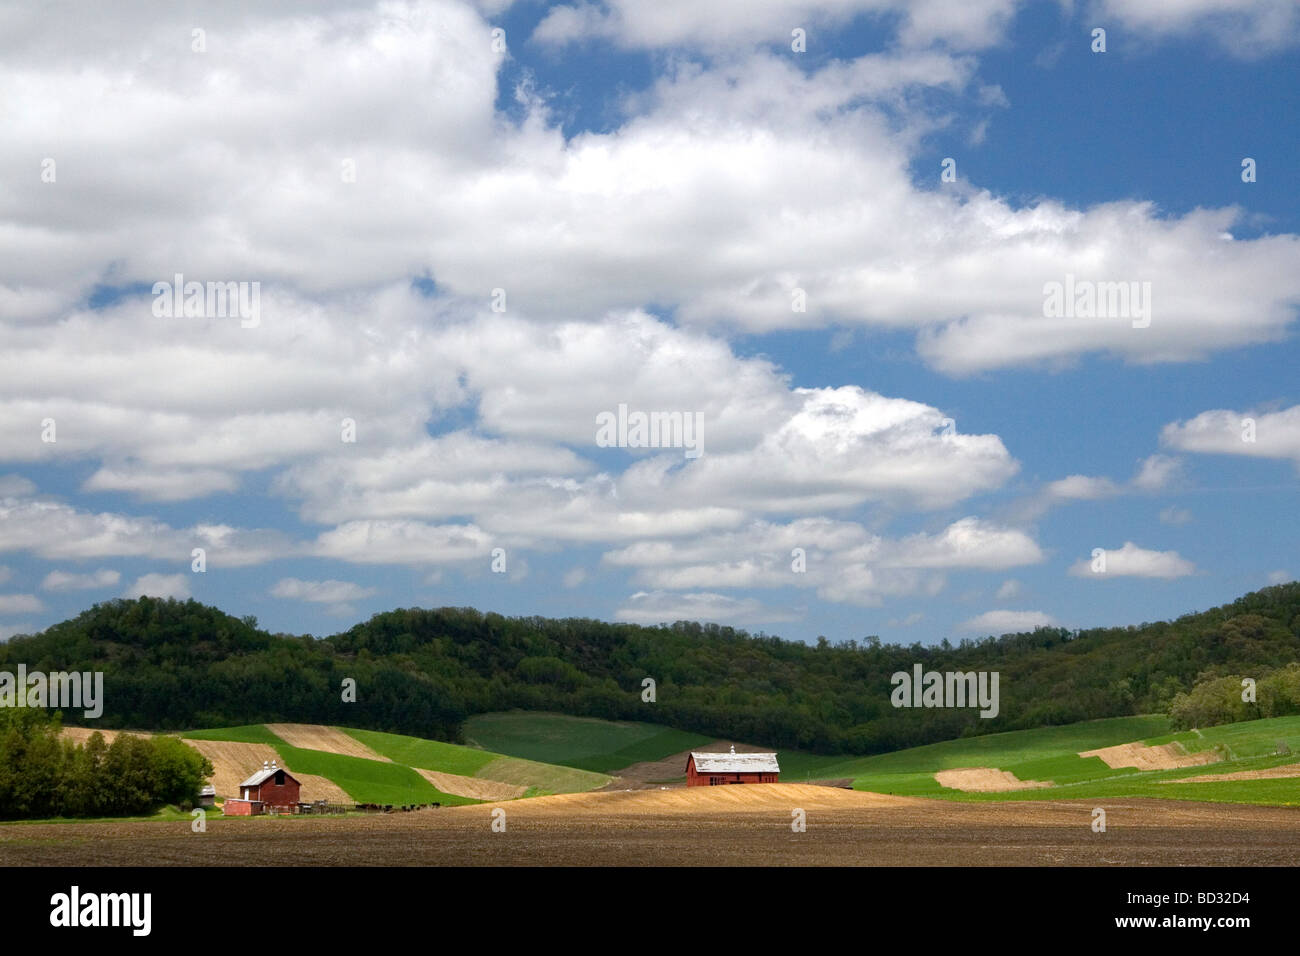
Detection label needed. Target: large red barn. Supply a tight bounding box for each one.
[685,745,779,786]
[223,760,301,815]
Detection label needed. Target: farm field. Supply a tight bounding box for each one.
[183,722,613,803]
[51,713,1300,812]
[4,784,1300,866]
[344,727,610,794]
[19,713,1300,863]
[463,711,713,773]
[463,711,1300,806]
[771,714,1300,807]
[54,722,612,809]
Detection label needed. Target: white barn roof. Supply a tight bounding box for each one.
[239,761,295,788]
[690,750,780,773]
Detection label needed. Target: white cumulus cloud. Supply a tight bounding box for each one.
[1069,542,1198,579]
[959,609,1057,633]
[123,573,192,600]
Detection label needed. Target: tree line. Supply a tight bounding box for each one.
[0,709,212,819]
[1169,663,1300,730]
[1,582,1297,756]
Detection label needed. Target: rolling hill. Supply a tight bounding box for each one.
[462,710,1300,807]
[66,722,615,810]
[7,581,1300,759]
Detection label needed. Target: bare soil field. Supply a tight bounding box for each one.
[264,724,390,761]
[415,768,526,801]
[1162,762,1300,784]
[4,783,1299,866]
[1080,741,1221,770]
[935,767,1054,792]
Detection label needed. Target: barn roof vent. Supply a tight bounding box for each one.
[271,760,278,770]
[729,744,735,754]
[263,760,269,770]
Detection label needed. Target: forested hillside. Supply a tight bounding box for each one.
[3,583,1298,755]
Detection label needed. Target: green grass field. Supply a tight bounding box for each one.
[343,728,499,775]
[2,805,195,826]
[454,710,1300,806]
[776,715,1171,783]
[773,714,1300,807]
[463,711,713,772]
[272,744,477,806]
[341,726,610,794]
[174,722,611,806]
[163,712,1300,811]
[182,724,288,746]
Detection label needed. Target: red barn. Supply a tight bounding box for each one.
[223,760,301,815]
[685,745,780,786]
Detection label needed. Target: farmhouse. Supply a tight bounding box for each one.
[222,760,301,815]
[686,745,779,786]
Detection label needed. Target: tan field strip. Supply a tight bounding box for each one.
[415,768,525,801]
[1161,762,1300,784]
[180,741,278,798]
[59,727,144,746]
[283,773,352,804]
[60,731,351,804]
[476,756,610,794]
[464,782,921,817]
[1080,740,1220,770]
[264,724,391,761]
[180,739,351,804]
[934,767,1053,792]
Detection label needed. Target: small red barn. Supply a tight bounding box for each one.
[223,760,301,815]
[685,745,779,786]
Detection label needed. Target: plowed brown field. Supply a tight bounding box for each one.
[5,784,1299,866]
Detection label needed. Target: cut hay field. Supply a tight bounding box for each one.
[182,739,351,805]
[343,727,610,794]
[54,722,612,810]
[179,722,612,805]
[271,745,477,806]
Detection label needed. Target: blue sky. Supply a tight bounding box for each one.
[0,0,1297,644]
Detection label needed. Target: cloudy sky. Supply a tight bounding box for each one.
[1,0,1297,643]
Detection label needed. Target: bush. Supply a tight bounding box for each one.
[0,710,212,820]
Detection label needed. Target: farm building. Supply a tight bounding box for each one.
[686,745,779,786]
[198,785,216,808]
[222,760,301,815]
